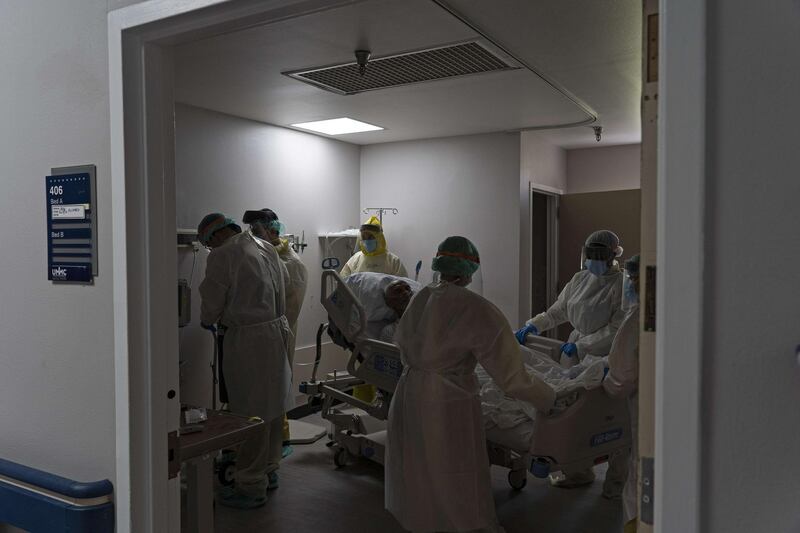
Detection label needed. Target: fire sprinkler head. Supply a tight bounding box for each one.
[355,49,371,76]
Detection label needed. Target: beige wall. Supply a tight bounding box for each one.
[556,189,642,340]
[558,189,642,282]
[362,132,522,324]
[521,131,567,192]
[566,143,641,194]
[519,131,567,323]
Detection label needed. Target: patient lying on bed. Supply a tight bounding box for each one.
[328,272,421,345]
[327,274,607,453]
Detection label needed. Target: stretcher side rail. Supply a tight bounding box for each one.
[318,269,403,399]
[524,335,564,362]
[298,270,402,467]
[485,336,631,483]
[321,269,367,343]
[348,338,403,395]
[529,387,631,476]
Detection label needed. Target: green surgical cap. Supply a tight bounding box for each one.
[197,213,241,246]
[431,236,480,277]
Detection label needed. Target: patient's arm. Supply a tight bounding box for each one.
[477,328,556,412]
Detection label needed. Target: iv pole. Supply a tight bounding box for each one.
[362,207,398,225]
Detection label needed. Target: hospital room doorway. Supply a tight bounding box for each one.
[107,1,697,532]
[530,188,558,331]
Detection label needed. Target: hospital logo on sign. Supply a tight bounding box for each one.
[51,267,68,279]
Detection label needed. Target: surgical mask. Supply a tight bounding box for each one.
[623,276,639,305]
[363,239,378,253]
[585,259,609,277]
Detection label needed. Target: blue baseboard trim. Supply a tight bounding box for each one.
[0,458,113,533]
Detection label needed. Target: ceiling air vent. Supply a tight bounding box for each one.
[283,41,520,95]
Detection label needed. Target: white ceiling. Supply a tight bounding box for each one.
[174,0,641,148]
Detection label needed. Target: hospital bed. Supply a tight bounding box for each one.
[299,270,631,489]
[481,336,632,488]
[298,270,400,467]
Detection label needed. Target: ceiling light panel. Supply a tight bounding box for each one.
[290,117,384,135]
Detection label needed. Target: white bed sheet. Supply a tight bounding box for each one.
[478,345,606,453]
[338,273,420,343]
[343,272,421,322]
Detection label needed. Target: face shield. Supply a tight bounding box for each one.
[583,244,615,262]
[621,271,640,311]
[259,219,285,236]
[467,266,484,295]
[622,255,641,310]
[356,230,387,256]
[581,243,617,276]
[251,219,285,242]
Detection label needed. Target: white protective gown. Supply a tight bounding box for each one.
[275,240,308,363]
[199,231,293,424]
[386,281,555,533]
[340,250,408,278]
[603,305,640,524]
[528,267,625,362]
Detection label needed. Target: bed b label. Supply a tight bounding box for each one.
[590,428,623,447]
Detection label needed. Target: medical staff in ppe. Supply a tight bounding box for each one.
[515,230,626,364]
[197,212,292,509]
[514,229,627,491]
[341,215,407,402]
[243,208,308,457]
[603,255,641,533]
[340,215,408,278]
[386,236,556,533]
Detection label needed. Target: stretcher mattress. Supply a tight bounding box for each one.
[477,344,607,454]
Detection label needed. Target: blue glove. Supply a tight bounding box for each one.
[561,342,578,357]
[201,323,217,333]
[514,324,539,344]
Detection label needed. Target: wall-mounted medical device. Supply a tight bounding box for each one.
[177,229,199,328]
[284,231,308,254]
[177,228,199,248]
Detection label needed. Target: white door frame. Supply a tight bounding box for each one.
[655,0,706,531]
[108,1,367,531]
[108,0,708,531]
[529,186,560,314]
